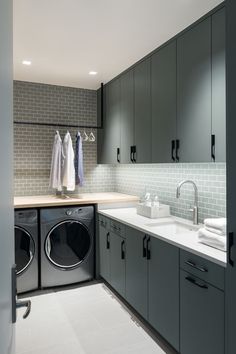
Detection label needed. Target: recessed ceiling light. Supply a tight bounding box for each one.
[89,71,97,75]
[22,60,32,66]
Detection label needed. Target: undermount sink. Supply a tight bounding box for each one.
[145,219,200,234]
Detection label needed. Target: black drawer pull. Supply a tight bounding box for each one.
[117,147,120,163]
[143,235,147,258]
[133,145,137,163]
[106,232,110,249]
[211,134,215,161]
[176,139,180,162]
[228,232,234,267]
[147,237,151,260]
[130,146,134,163]
[185,276,208,289]
[171,140,176,162]
[185,260,208,273]
[121,240,125,260]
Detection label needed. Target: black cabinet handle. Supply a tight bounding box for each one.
[211,134,215,161]
[106,232,110,249]
[228,232,234,267]
[133,145,137,163]
[185,260,208,273]
[185,276,208,289]
[117,148,120,163]
[175,139,180,162]
[130,146,134,163]
[121,240,125,260]
[171,140,176,162]
[147,237,151,260]
[142,235,147,258]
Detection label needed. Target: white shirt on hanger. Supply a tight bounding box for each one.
[62,131,75,191]
[49,131,62,191]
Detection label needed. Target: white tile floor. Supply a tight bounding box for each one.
[16,283,171,354]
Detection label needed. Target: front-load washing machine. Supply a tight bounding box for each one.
[40,206,94,288]
[15,209,39,294]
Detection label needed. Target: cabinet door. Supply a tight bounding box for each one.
[151,41,177,163]
[125,226,148,319]
[180,270,224,354]
[148,237,180,351]
[102,79,121,164]
[97,87,104,164]
[120,69,134,164]
[99,224,110,282]
[177,18,211,162]
[212,8,226,162]
[110,232,125,297]
[134,58,151,163]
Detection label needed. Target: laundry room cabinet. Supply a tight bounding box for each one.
[125,226,148,319]
[148,236,180,351]
[177,17,212,162]
[98,216,126,296]
[98,79,121,164]
[98,213,225,353]
[125,226,180,351]
[180,270,225,354]
[110,231,126,297]
[151,40,177,163]
[98,216,111,282]
[97,6,226,164]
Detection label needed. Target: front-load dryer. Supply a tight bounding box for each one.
[15,209,39,294]
[40,206,94,288]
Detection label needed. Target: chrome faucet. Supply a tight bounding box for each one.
[176,180,199,225]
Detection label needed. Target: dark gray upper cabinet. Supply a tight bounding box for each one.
[180,270,224,354]
[101,79,121,164]
[110,232,126,297]
[120,69,134,164]
[125,226,148,319]
[134,59,152,163]
[212,8,226,162]
[148,237,180,351]
[97,87,103,164]
[151,41,177,163]
[177,18,212,162]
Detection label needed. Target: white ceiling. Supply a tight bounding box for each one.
[13,0,223,90]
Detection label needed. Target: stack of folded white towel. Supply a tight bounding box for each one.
[198,218,227,252]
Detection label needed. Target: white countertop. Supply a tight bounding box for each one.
[98,207,227,267]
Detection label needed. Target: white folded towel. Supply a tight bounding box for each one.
[205,226,226,237]
[198,228,226,252]
[204,218,227,234]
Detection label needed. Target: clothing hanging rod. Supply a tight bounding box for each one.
[13,121,102,129]
[13,82,104,130]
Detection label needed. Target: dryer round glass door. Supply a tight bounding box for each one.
[45,220,91,270]
[15,226,35,275]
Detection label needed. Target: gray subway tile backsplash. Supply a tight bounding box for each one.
[113,163,226,223]
[14,80,226,223]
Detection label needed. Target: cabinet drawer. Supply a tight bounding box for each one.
[98,215,110,230]
[110,219,125,237]
[180,270,224,354]
[180,250,225,290]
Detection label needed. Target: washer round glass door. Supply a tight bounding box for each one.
[15,226,35,275]
[45,220,91,270]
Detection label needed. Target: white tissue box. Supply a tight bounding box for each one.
[136,203,170,219]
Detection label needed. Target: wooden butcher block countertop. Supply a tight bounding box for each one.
[14,192,139,209]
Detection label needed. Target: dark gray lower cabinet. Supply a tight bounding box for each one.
[148,237,179,351]
[180,270,224,354]
[125,226,148,319]
[110,232,125,297]
[99,222,110,282]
